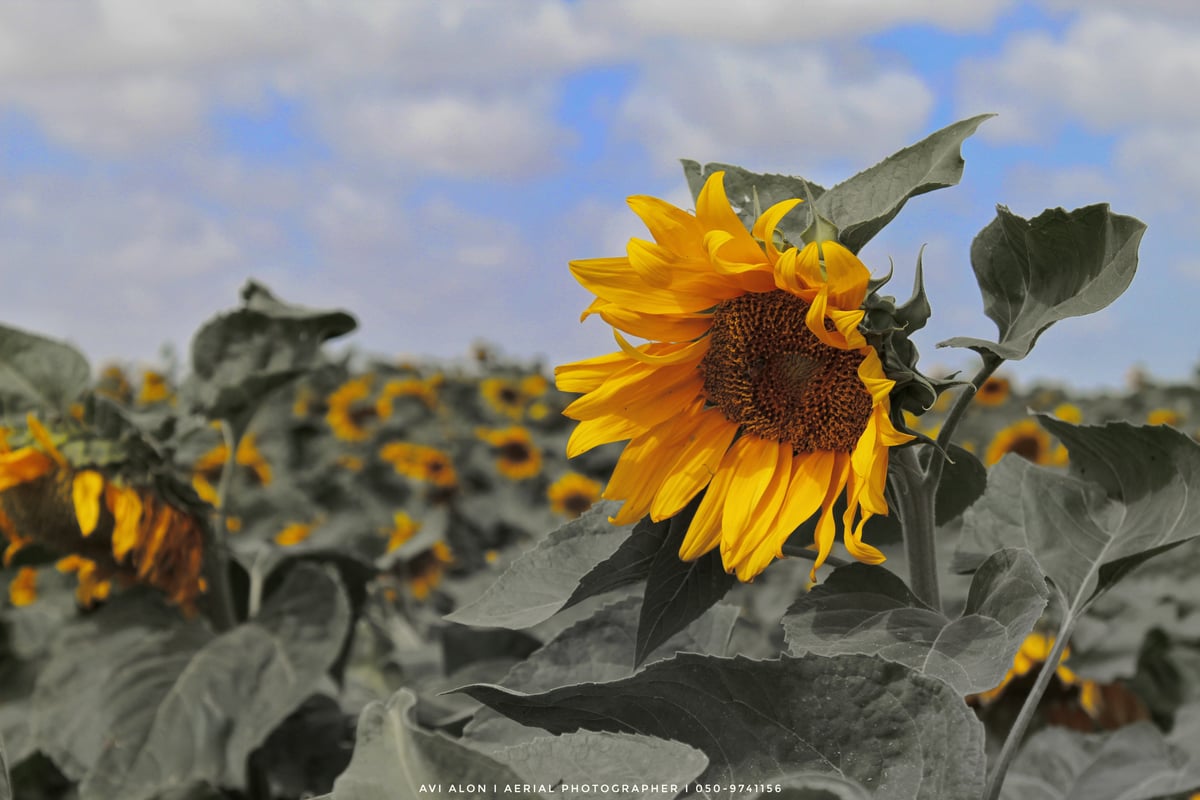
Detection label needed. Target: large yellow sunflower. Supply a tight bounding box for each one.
[556,172,913,581]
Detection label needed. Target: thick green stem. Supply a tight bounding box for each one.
[983,613,1073,800]
[201,420,240,631]
[927,352,1004,488]
[893,445,941,609]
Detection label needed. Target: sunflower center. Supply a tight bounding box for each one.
[700,289,872,452]
[499,441,532,463]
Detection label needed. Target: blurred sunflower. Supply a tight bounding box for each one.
[985,419,1065,467]
[971,632,1085,707]
[975,375,1010,407]
[192,432,273,506]
[138,370,173,405]
[379,442,458,489]
[95,364,133,404]
[376,376,440,415]
[7,565,37,606]
[480,377,525,419]
[382,510,420,553]
[1053,403,1083,424]
[275,519,319,547]
[547,472,602,519]
[476,426,542,480]
[405,541,453,600]
[556,172,913,580]
[0,415,207,608]
[326,375,383,442]
[1147,408,1182,427]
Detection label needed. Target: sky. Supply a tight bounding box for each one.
[1,0,1197,391]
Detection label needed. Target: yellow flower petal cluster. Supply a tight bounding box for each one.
[326,375,382,442]
[547,472,603,519]
[379,442,458,489]
[557,173,913,581]
[476,426,542,480]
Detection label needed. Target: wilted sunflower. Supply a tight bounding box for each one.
[192,432,273,507]
[556,172,913,580]
[547,472,602,519]
[0,415,207,608]
[985,418,1065,467]
[476,426,542,480]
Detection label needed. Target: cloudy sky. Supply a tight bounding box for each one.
[1,0,1196,390]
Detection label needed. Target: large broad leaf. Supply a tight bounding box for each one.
[0,323,90,414]
[186,280,356,436]
[464,596,737,747]
[493,733,708,800]
[938,205,1144,361]
[636,498,736,666]
[329,689,544,800]
[565,515,672,606]
[957,419,1200,605]
[683,115,990,253]
[460,653,985,800]
[1000,723,1200,800]
[445,501,633,629]
[32,564,350,800]
[782,549,1047,694]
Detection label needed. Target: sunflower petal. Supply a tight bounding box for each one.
[72,470,105,537]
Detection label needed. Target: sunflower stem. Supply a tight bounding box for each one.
[927,352,1004,487]
[893,445,940,609]
[203,420,241,630]
[983,611,1073,800]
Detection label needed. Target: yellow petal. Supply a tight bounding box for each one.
[8,566,37,607]
[819,240,871,309]
[0,447,54,491]
[750,198,804,264]
[26,414,66,466]
[106,484,144,561]
[809,454,852,582]
[695,172,768,266]
[72,470,105,537]
[679,437,757,562]
[718,436,785,564]
[650,411,739,520]
[627,195,705,258]
[725,442,794,580]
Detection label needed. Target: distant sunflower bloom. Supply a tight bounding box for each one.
[7,565,37,607]
[970,632,1088,708]
[0,415,207,608]
[985,419,1060,467]
[96,364,133,404]
[1053,403,1083,424]
[547,472,602,519]
[975,376,1011,406]
[476,426,542,480]
[327,375,382,441]
[379,442,458,489]
[1147,408,1182,427]
[480,377,525,419]
[406,541,453,600]
[556,172,913,580]
[376,377,439,416]
[138,370,173,405]
[275,520,317,547]
[382,510,421,553]
[192,432,273,507]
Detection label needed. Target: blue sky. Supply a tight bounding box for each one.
[0,0,1196,391]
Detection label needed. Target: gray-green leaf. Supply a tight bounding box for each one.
[938,204,1144,360]
[1000,724,1200,800]
[33,564,350,800]
[445,501,631,629]
[0,323,91,415]
[460,653,985,799]
[0,730,10,800]
[783,549,1047,694]
[330,689,544,800]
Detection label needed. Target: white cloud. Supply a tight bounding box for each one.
[620,46,934,171]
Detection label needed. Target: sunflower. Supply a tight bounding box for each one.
[96,364,133,404]
[476,426,542,480]
[547,472,603,519]
[275,520,317,547]
[1147,408,1182,427]
[970,632,1081,707]
[1053,403,1083,424]
[382,510,421,553]
[480,377,525,419]
[7,565,37,607]
[379,442,458,489]
[192,432,273,507]
[975,375,1011,406]
[406,541,453,600]
[326,375,382,442]
[138,370,173,405]
[376,377,439,416]
[0,415,207,608]
[556,172,913,581]
[985,418,1063,467]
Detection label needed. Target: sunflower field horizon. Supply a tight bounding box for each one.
[5,116,1200,800]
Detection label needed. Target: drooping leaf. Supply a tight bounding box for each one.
[927,444,988,524]
[493,732,707,800]
[464,596,737,747]
[958,419,1200,605]
[330,689,544,800]
[939,204,1145,361]
[33,564,351,800]
[636,500,736,666]
[460,653,985,800]
[1000,723,1200,800]
[445,501,632,629]
[564,516,671,608]
[185,280,357,437]
[783,549,1047,694]
[0,323,91,414]
[682,115,990,253]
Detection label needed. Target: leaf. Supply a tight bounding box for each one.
[938,204,1145,361]
[460,653,985,800]
[812,114,993,253]
[330,689,545,800]
[782,549,1047,694]
[1000,723,1200,800]
[0,323,91,414]
[493,732,707,800]
[958,419,1200,604]
[464,596,737,747]
[33,564,351,800]
[444,501,633,629]
[636,500,736,666]
[186,280,356,436]
[564,516,671,608]
[927,445,987,524]
[682,115,990,253]
[0,731,10,800]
